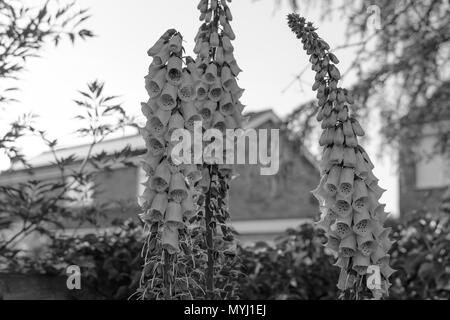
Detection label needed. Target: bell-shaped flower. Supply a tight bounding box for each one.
[147,29,176,56]
[204,63,218,84]
[152,43,170,66]
[352,178,368,211]
[351,119,365,136]
[324,234,341,253]
[149,192,168,221]
[181,101,202,131]
[165,201,184,229]
[168,33,182,53]
[333,213,352,238]
[198,100,216,122]
[165,112,185,139]
[355,150,369,178]
[319,146,332,174]
[342,120,354,137]
[224,115,238,129]
[343,147,356,168]
[353,208,371,236]
[146,134,166,156]
[221,66,234,91]
[199,41,210,58]
[222,35,234,52]
[147,108,171,136]
[219,92,234,116]
[197,167,211,193]
[215,46,225,64]
[352,252,370,275]
[145,68,166,98]
[209,31,219,47]
[338,167,354,197]
[158,82,178,110]
[333,126,344,146]
[345,134,358,148]
[181,190,195,219]
[183,164,202,186]
[325,165,341,195]
[138,187,157,211]
[208,79,224,102]
[169,172,188,203]
[141,100,157,119]
[166,55,183,85]
[195,81,209,101]
[339,232,356,257]
[329,144,344,164]
[334,194,352,216]
[161,225,180,254]
[151,161,171,192]
[222,21,235,40]
[178,70,196,102]
[141,151,163,177]
[357,233,375,256]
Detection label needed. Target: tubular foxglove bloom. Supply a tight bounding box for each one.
[288,13,394,299]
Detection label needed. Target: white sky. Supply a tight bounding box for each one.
[0,0,399,215]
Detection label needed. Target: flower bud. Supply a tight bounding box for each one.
[183,164,202,185]
[333,126,344,145]
[197,167,211,193]
[212,111,226,132]
[215,46,225,64]
[210,31,220,47]
[351,119,365,136]
[181,190,196,218]
[208,79,224,102]
[138,187,157,210]
[330,144,344,164]
[334,194,352,216]
[222,35,234,52]
[168,33,182,53]
[152,43,170,66]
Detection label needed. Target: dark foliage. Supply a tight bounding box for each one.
[4,211,448,300]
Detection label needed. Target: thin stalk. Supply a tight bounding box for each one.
[204,164,214,299]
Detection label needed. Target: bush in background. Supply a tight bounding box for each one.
[2,211,449,300]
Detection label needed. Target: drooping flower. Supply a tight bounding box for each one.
[288,13,395,299]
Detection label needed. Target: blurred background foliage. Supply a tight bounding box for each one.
[2,212,448,300]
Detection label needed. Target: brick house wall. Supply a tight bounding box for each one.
[0,110,320,238]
